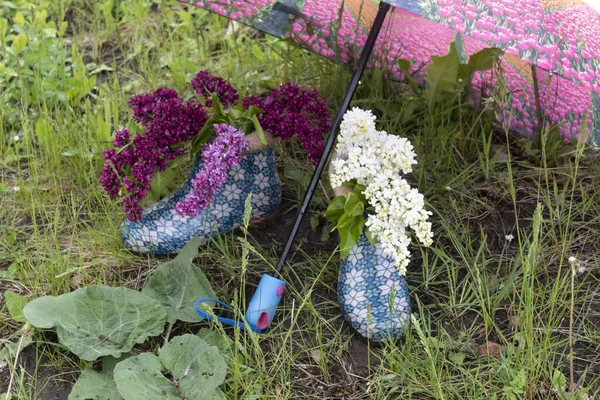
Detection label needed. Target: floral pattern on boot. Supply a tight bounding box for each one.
[121,148,281,254]
[338,234,411,341]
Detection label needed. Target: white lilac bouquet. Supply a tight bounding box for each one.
[326,107,433,275]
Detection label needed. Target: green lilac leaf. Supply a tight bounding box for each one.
[246,105,263,117]
[241,121,255,135]
[343,193,364,217]
[339,216,364,259]
[334,214,352,230]
[23,286,166,361]
[147,168,179,202]
[4,291,28,323]
[192,118,217,155]
[354,184,366,198]
[325,196,345,222]
[341,179,357,187]
[142,237,216,323]
[251,114,267,145]
[211,93,224,116]
[227,108,244,120]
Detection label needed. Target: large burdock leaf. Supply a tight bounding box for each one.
[114,334,226,400]
[68,356,127,400]
[68,369,122,400]
[159,335,227,396]
[113,354,177,400]
[142,237,216,323]
[23,286,166,361]
[197,328,239,364]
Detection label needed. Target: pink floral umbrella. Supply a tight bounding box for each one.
[183,0,600,145]
[180,0,599,331]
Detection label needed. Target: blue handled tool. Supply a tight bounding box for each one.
[195,2,391,332]
[195,274,286,332]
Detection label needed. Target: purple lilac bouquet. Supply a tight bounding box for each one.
[244,82,331,164]
[100,71,331,221]
[100,89,206,221]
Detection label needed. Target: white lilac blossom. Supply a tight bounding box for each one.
[330,107,433,275]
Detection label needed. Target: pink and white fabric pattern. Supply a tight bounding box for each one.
[182,0,600,145]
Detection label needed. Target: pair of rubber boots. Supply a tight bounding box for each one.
[120,148,410,341]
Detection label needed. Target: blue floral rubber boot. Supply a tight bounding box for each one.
[338,234,411,341]
[120,148,281,254]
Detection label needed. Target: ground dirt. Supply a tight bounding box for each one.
[0,345,74,400]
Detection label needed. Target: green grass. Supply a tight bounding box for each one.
[2,0,600,399]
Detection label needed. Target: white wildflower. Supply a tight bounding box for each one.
[505,234,514,242]
[12,186,20,192]
[13,135,19,142]
[331,107,433,275]
[568,256,586,274]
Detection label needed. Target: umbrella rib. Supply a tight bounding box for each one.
[274,1,393,274]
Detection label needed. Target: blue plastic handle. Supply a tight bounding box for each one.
[194,274,286,333]
[245,274,286,331]
[194,297,261,333]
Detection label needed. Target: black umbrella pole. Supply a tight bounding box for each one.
[274,2,391,274]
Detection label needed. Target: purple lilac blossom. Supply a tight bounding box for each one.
[129,88,180,126]
[100,90,207,221]
[192,70,239,107]
[244,82,330,163]
[175,124,250,217]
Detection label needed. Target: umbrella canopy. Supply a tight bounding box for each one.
[182,0,600,145]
